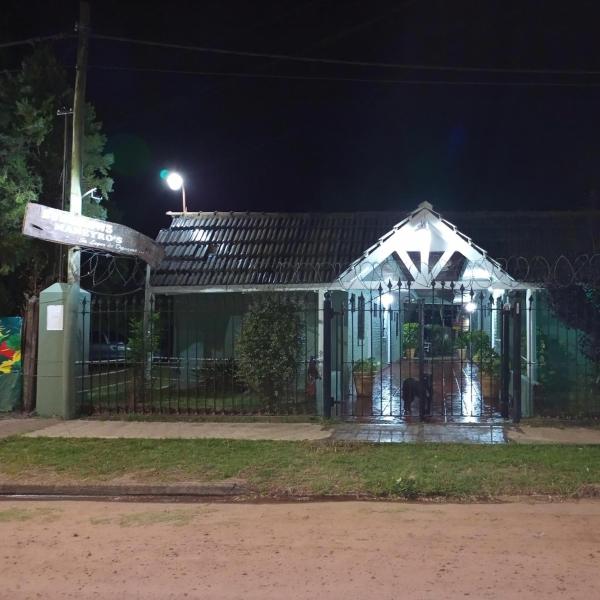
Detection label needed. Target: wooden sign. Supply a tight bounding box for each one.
[22,203,164,268]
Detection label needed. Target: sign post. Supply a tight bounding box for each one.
[23,204,164,418]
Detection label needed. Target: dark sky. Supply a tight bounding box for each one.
[4,0,600,237]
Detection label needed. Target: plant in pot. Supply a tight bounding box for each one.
[455,330,470,361]
[352,358,380,416]
[402,322,420,359]
[472,333,501,404]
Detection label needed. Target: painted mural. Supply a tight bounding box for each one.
[0,317,22,374]
[0,317,22,411]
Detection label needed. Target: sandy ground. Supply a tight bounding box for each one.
[1,500,599,599]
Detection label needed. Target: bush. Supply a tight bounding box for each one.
[236,296,303,409]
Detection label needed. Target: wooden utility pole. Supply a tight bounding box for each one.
[67,1,90,284]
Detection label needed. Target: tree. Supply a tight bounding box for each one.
[236,296,304,410]
[0,46,114,314]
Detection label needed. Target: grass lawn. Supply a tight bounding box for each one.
[1,437,599,499]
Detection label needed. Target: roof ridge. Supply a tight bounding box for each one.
[166,208,600,219]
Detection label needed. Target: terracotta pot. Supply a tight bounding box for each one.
[405,347,416,359]
[353,372,374,416]
[480,374,500,403]
[456,348,468,361]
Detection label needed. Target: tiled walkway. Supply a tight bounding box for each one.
[347,359,502,420]
[332,422,507,444]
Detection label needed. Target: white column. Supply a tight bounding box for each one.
[316,289,325,416]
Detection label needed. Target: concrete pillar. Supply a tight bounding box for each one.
[522,288,537,418]
[316,290,325,416]
[36,283,90,418]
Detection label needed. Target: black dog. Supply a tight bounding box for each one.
[402,374,433,415]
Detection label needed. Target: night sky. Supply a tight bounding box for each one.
[3,0,600,238]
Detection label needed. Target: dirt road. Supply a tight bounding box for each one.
[1,499,599,599]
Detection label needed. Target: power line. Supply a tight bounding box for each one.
[88,64,600,87]
[0,33,74,49]
[91,33,600,77]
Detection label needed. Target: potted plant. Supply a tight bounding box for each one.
[402,322,420,358]
[469,330,492,360]
[455,330,470,361]
[472,334,501,403]
[352,358,380,416]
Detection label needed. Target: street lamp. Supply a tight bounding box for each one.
[162,170,187,212]
[465,301,477,313]
[82,187,102,203]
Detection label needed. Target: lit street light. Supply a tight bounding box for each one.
[465,301,477,313]
[161,170,187,212]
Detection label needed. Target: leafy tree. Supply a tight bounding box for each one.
[0,46,114,314]
[236,296,303,410]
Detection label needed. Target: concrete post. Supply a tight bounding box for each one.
[36,283,90,418]
[316,290,326,416]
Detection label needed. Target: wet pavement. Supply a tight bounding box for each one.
[332,422,507,444]
[344,359,502,421]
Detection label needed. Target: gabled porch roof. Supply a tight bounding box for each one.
[338,202,523,291]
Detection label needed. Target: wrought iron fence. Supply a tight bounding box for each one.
[324,284,521,421]
[324,284,599,420]
[75,285,600,419]
[77,293,320,415]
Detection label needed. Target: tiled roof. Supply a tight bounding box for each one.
[151,209,600,287]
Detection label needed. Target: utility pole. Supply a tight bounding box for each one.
[35,1,93,419]
[57,107,73,282]
[67,1,90,284]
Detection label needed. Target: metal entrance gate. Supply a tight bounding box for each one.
[323,286,522,422]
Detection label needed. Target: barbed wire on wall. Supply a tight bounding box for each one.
[269,254,600,290]
[76,252,600,297]
[80,251,147,295]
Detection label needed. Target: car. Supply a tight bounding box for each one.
[89,332,127,363]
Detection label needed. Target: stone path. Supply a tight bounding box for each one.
[0,417,59,438]
[507,425,600,444]
[23,420,331,441]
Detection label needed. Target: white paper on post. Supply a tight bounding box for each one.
[47,305,64,331]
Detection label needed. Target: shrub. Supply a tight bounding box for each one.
[236,296,303,409]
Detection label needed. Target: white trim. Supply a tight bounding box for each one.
[338,202,521,290]
[151,283,342,295]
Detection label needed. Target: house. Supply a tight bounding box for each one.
[146,202,600,420]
